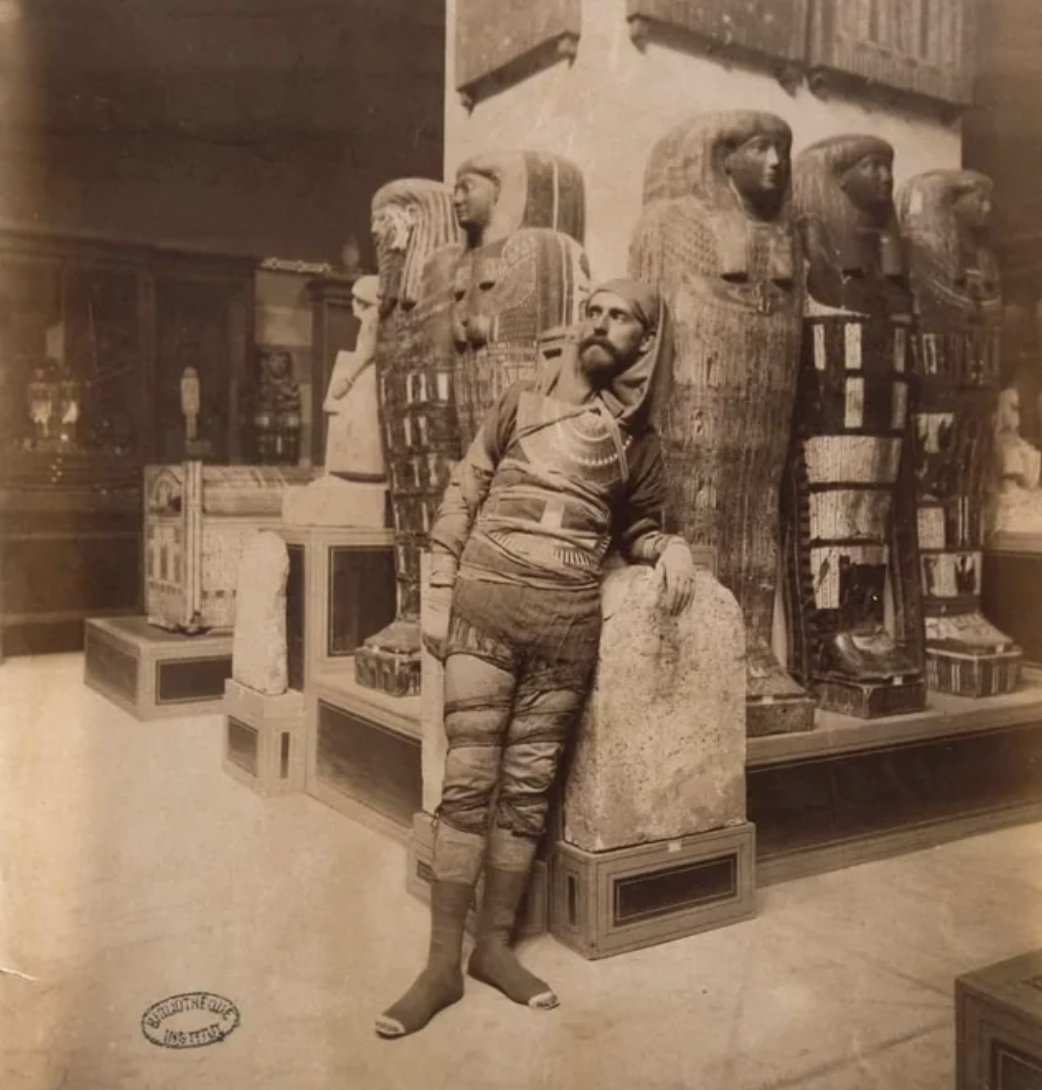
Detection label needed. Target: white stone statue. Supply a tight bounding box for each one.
[323,275,385,481]
[180,365,201,443]
[991,386,1042,536]
[232,530,289,695]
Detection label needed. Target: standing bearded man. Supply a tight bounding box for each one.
[375,279,697,1039]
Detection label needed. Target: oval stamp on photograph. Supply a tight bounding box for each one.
[141,992,240,1050]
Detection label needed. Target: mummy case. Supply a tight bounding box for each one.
[451,150,591,450]
[897,170,1021,697]
[782,135,926,719]
[630,111,815,736]
[354,180,463,697]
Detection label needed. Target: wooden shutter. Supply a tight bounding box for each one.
[807,0,976,105]
[455,0,581,107]
[627,0,810,65]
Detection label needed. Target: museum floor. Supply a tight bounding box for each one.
[2,652,1041,1090]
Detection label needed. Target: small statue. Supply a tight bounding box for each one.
[180,365,201,444]
[783,135,925,718]
[28,360,57,446]
[255,349,302,464]
[631,111,813,736]
[898,169,1021,694]
[323,274,385,480]
[57,362,82,448]
[450,149,590,448]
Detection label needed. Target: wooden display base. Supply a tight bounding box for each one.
[222,680,305,798]
[957,949,1042,1089]
[746,693,817,737]
[305,665,422,835]
[406,812,547,939]
[749,675,1042,885]
[84,616,232,721]
[548,822,756,960]
[815,673,926,718]
[927,645,1022,698]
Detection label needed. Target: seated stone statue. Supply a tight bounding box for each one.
[322,274,385,481]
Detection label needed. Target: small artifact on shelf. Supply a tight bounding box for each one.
[254,349,302,465]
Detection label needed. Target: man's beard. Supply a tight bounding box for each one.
[578,335,623,383]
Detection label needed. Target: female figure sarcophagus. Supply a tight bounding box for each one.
[353,179,463,697]
[630,111,815,736]
[783,135,926,718]
[897,170,1021,697]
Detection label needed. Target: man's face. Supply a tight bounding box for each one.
[841,153,894,213]
[452,172,498,230]
[724,134,789,203]
[578,292,652,382]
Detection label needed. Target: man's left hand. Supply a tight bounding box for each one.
[656,539,696,616]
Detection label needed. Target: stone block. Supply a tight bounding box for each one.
[563,565,747,853]
[281,476,387,529]
[231,531,288,696]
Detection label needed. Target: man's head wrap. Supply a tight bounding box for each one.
[539,278,674,436]
[586,278,674,435]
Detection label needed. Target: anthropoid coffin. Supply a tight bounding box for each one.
[144,461,312,633]
[957,949,1042,1090]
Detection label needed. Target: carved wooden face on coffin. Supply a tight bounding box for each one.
[452,171,500,238]
[452,150,586,250]
[840,151,895,220]
[722,131,791,220]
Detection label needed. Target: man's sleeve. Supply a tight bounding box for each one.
[613,431,682,564]
[427,384,521,584]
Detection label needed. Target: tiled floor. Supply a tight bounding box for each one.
[2,652,1041,1090]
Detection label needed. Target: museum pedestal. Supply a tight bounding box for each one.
[222,679,305,798]
[84,616,232,720]
[305,667,422,842]
[957,949,1042,1090]
[549,821,757,960]
[278,524,396,693]
[749,674,1042,884]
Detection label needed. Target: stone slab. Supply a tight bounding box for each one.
[563,565,746,853]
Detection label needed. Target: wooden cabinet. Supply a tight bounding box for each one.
[0,228,255,655]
